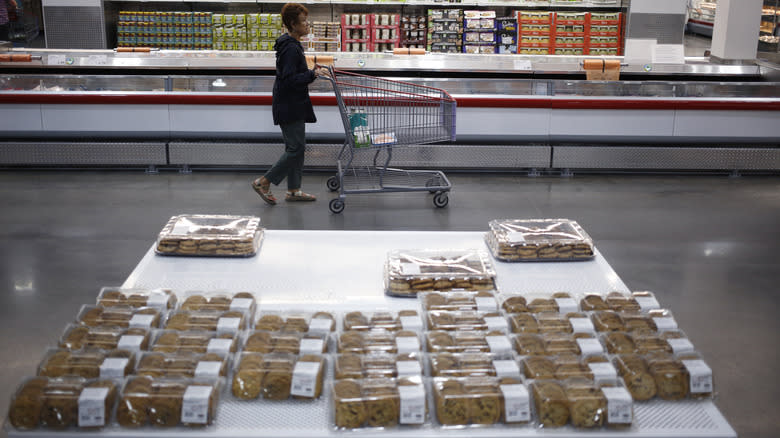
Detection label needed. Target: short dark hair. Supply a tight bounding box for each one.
[281,3,308,32]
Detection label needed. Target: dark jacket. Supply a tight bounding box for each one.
[272,33,317,125]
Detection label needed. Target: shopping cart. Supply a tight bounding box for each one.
[321,66,456,214]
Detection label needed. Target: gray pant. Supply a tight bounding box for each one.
[264,120,306,191]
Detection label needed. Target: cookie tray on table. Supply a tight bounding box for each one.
[155,215,264,258]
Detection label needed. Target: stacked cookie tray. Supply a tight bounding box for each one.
[384,249,497,297]
[485,218,595,262]
[155,214,264,257]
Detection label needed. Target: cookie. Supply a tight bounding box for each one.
[648,358,689,400]
[256,314,284,332]
[537,314,572,334]
[344,312,370,331]
[592,311,624,332]
[613,355,656,401]
[566,383,606,428]
[339,332,365,353]
[605,292,640,312]
[232,368,263,400]
[80,307,104,327]
[604,332,636,354]
[8,378,47,429]
[245,331,274,353]
[262,364,293,400]
[555,363,594,381]
[431,353,459,377]
[528,298,557,313]
[501,296,528,313]
[363,382,399,427]
[634,335,672,355]
[427,332,454,352]
[435,380,469,425]
[523,356,555,379]
[466,382,501,424]
[40,380,80,429]
[622,314,657,334]
[165,313,190,331]
[532,381,569,428]
[148,384,184,428]
[580,294,608,311]
[334,380,366,428]
[61,326,89,350]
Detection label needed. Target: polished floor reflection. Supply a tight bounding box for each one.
[0,170,778,437]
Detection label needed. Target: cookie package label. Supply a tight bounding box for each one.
[100,358,129,378]
[475,296,498,312]
[207,338,233,355]
[652,316,678,331]
[182,385,213,424]
[668,338,695,355]
[299,338,325,355]
[128,314,155,329]
[554,298,578,314]
[217,317,241,335]
[506,231,526,243]
[308,317,333,335]
[399,262,421,276]
[635,295,660,311]
[484,316,509,333]
[576,338,604,356]
[146,292,169,309]
[398,384,426,424]
[195,361,223,379]
[602,386,633,424]
[291,361,321,398]
[486,335,512,354]
[499,384,530,423]
[230,298,253,312]
[493,359,521,378]
[396,336,421,354]
[588,362,618,385]
[682,360,713,394]
[171,221,196,236]
[396,360,422,378]
[400,315,423,331]
[78,387,109,427]
[117,335,144,351]
[569,317,595,334]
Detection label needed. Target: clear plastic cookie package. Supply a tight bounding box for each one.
[231,352,326,400]
[337,331,422,355]
[155,214,264,257]
[332,377,428,429]
[97,287,177,310]
[136,352,229,379]
[426,331,515,355]
[76,305,163,330]
[613,352,714,401]
[426,310,509,333]
[37,348,136,379]
[242,330,329,355]
[421,291,499,312]
[163,309,249,335]
[485,219,595,262]
[433,376,531,426]
[255,311,337,335]
[59,324,152,351]
[430,352,522,379]
[342,310,424,332]
[335,353,424,380]
[151,330,239,356]
[384,249,497,297]
[532,378,634,429]
[179,291,257,319]
[116,376,220,427]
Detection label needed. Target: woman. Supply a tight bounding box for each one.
[252,3,329,205]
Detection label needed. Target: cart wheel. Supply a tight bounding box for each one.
[433,192,449,208]
[329,198,345,214]
[425,177,440,194]
[326,176,340,192]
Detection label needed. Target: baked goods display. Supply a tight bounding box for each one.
[164,309,248,334]
[333,377,427,428]
[434,377,530,425]
[151,330,238,355]
[243,331,328,355]
[38,349,135,379]
[426,311,509,333]
[255,312,336,334]
[335,353,424,380]
[97,287,177,310]
[155,214,264,257]
[137,352,229,379]
[342,310,423,332]
[180,292,257,319]
[77,305,162,329]
[384,249,496,297]
[231,352,325,400]
[116,376,219,427]
[8,377,118,430]
[59,325,151,351]
[338,331,422,354]
[485,219,595,262]
[421,291,498,312]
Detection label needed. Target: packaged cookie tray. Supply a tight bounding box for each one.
[421,291,499,312]
[37,348,137,379]
[59,324,152,351]
[242,330,330,355]
[179,291,257,318]
[513,333,606,357]
[335,353,424,380]
[384,249,497,297]
[97,286,177,310]
[151,330,239,356]
[116,376,221,427]
[485,218,595,262]
[163,309,251,335]
[136,352,230,380]
[155,214,264,258]
[499,292,582,314]
[231,352,327,400]
[429,352,523,379]
[7,376,120,430]
[426,331,515,355]
[332,376,429,429]
[76,304,164,330]
[433,376,533,426]
[337,330,423,355]
[342,310,424,332]
[601,329,694,356]
[520,354,619,384]
[509,311,596,335]
[426,310,510,333]
[591,308,679,334]
[255,311,337,335]
[613,352,714,401]
[530,378,634,429]
[582,291,663,313]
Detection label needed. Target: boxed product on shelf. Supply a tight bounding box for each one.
[421,291,498,312]
[164,309,250,334]
[155,214,264,257]
[60,324,151,351]
[37,349,136,379]
[485,218,595,261]
[428,8,464,53]
[231,352,326,400]
[426,310,509,333]
[151,330,239,355]
[341,13,370,52]
[77,305,162,329]
[342,310,424,332]
[430,352,522,378]
[137,352,229,379]
[337,330,422,354]
[7,377,119,430]
[255,311,337,334]
[496,16,518,53]
[332,377,427,428]
[303,21,341,52]
[117,11,213,50]
[179,291,257,318]
[371,13,401,52]
[384,249,496,297]
[401,15,426,48]
[335,353,424,379]
[116,376,219,427]
[427,331,514,355]
[433,376,530,425]
[97,287,176,310]
[242,330,329,355]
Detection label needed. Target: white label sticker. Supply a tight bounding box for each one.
[396,335,421,353]
[181,385,212,424]
[217,317,241,335]
[668,338,695,355]
[308,317,333,335]
[117,335,144,351]
[484,316,509,333]
[195,361,222,378]
[588,362,618,385]
[513,59,533,71]
[602,387,633,424]
[506,231,526,243]
[300,338,325,355]
[129,314,155,329]
[48,54,67,65]
[396,360,422,378]
[486,335,512,354]
[635,295,661,311]
[146,292,169,309]
[400,315,423,331]
[653,317,678,331]
[493,359,521,378]
[86,54,108,65]
[290,361,321,398]
[554,298,578,314]
[576,338,604,356]
[682,360,713,394]
[78,387,109,427]
[500,384,530,423]
[230,298,253,312]
[398,384,426,424]
[100,358,129,378]
[400,262,421,275]
[207,338,233,355]
[475,296,498,312]
[570,317,596,334]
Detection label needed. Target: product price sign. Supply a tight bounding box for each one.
[290,361,321,398]
[86,55,108,66]
[181,386,212,425]
[48,54,67,65]
[398,384,426,424]
[513,59,533,71]
[78,387,109,427]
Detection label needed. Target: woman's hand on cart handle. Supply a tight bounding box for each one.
[314,66,331,78]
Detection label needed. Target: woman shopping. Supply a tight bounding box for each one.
[252,2,330,205]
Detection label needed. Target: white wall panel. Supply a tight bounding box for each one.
[674,110,780,139]
[41,104,169,133]
[170,105,270,135]
[455,107,550,139]
[0,104,42,131]
[550,109,676,140]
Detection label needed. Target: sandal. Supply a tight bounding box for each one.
[251,178,277,205]
[285,190,317,202]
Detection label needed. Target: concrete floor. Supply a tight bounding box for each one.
[0,170,778,437]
